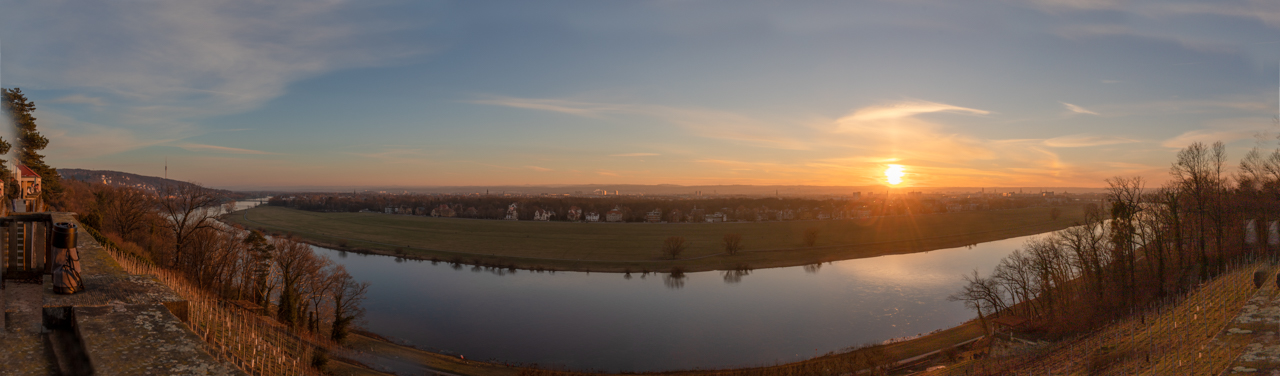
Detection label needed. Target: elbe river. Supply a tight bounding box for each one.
[309,230,1048,372]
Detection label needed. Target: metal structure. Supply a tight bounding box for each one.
[0,213,57,288]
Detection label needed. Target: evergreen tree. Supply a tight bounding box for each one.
[1,88,59,202]
[0,89,19,198]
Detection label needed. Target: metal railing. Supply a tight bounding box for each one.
[0,213,55,287]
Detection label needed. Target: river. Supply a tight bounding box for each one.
[311,231,1048,372]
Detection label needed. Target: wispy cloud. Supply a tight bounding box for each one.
[176,143,279,155]
[52,94,105,107]
[1161,117,1275,148]
[4,1,430,161]
[1044,134,1137,147]
[836,100,989,125]
[470,97,627,117]
[1061,102,1099,115]
[526,166,552,172]
[473,96,812,150]
[610,153,660,157]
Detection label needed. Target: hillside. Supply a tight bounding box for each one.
[59,168,245,198]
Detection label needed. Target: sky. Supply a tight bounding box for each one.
[4,0,1280,190]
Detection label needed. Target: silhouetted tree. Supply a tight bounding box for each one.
[723,233,743,255]
[803,227,820,247]
[330,266,368,343]
[662,236,686,259]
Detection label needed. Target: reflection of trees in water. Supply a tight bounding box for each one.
[722,269,750,284]
[803,263,822,273]
[623,272,632,280]
[664,268,687,289]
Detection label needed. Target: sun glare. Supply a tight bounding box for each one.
[885,164,905,185]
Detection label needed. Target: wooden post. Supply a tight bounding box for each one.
[44,221,52,274]
[24,222,34,271]
[34,222,46,273]
[7,221,16,273]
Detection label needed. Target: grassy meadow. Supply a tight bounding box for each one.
[226,204,1085,272]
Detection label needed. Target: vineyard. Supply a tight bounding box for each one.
[920,260,1266,375]
[102,242,342,375]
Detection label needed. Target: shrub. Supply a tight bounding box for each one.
[723,233,743,255]
[662,236,686,259]
[803,227,820,247]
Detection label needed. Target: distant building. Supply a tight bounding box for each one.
[505,203,519,220]
[586,212,601,222]
[645,209,663,223]
[705,212,725,223]
[669,209,683,223]
[606,206,624,222]
[690,207,706,222]
[567,206,583,221]
[534,208,554,221]
[430,204,456,217]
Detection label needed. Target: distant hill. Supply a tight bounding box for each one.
[59,168,241,197]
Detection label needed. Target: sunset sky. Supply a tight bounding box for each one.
[4,1,1280,189]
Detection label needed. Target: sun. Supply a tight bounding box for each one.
[885,164,905,185]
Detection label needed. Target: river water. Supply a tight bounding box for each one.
[311,232,1046,372]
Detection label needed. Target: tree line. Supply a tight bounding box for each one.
[269,192,1059,222]
[62,180,370,343]
[952,141,1265,336]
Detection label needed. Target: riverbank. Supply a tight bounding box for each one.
[223,205,1084,273]
[329,321,986,376]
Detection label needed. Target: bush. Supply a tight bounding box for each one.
[662,236,686,259]
[803,228,820,247]
[723,233,743,255]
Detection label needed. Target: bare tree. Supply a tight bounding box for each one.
[662,236,686,259]
[329,266,368,343]
[1106,176,1144,303]
[98,185,157,240]
[157,183,223,267]
[803,227,820,247]
[272,237,328,327]
[723,233,743,255]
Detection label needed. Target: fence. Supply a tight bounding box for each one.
[101,242,343,376]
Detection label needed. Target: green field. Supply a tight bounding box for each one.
[225,204,1085,272]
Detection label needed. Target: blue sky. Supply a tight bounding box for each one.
[3,0,1280,189]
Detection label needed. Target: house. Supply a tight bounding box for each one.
[606,206,624,222]
[669,209,683,223]
[384,207,395,214]
[505,203,519,220]
[645,209,663,223]
[534,208,554,221]
[586,212,601,222]
[567,206,583,221]
[689,207,706,222]
[430,204,456,218]
[705,212,725,223]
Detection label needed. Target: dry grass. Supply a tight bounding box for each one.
[920,261,1263,376]
[226,205,1084,272]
